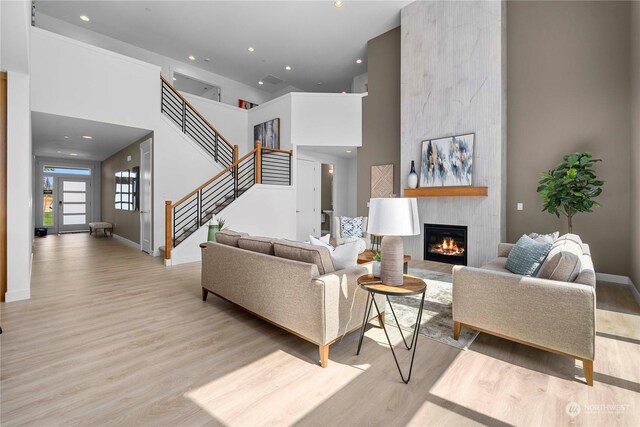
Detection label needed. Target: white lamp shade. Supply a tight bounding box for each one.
[367,198,420,236]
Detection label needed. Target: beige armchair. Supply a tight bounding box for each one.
[452,235,596,385]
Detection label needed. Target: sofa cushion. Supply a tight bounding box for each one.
[537,233,583,282]
[215,229,249,247]
[481,257,510,274]
[238,236,276,255]
[273,241,335,275]
[506,235,553,276]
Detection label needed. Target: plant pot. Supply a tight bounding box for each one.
[372,261,381,278]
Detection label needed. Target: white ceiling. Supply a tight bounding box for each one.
[35,0,409,93]
[32,112,152,161]
[300,145,357,158]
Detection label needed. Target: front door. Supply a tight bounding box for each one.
[57,178,91,233]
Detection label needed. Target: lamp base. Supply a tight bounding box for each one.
[380,236,404,286]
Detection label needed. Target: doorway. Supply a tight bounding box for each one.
[56,177,91,232]
[296,159,319,241]
[320,164,334,236]
[139,139,152,254]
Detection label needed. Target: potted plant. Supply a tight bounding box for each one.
[372,251,382,277]
[207,216,226,242]
[537,152,604,233]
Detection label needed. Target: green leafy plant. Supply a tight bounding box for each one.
[372,251,381,262]
[537,152,604,233]
[216,217,226,231]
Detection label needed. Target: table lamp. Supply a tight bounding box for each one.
[367,198,420,285]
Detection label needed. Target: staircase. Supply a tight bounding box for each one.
[159,77,293,261]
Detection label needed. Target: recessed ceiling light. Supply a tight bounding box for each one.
[69,153,79,156]
[82,135,93,139]
[80,15,90,22]
[334,1,344,8]
[248,47,255,52]
[188,55,196,61]
[356,59,363,64]
[64,135,69,139]
[172,77,176,81]
[56,151,62,154]
[285,65,292,71]
[204,58,211,62]
[341,91,346,94]
[258,81,264,85]
[317,82,323,86]
[346,150,352,153]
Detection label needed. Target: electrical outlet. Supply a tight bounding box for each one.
[127,155,132,162]
[517,203,524,211]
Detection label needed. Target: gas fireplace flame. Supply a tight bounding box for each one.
[430,237,465,256]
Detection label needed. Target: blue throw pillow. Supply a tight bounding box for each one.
[340,216,363,237]
[506,235,553,276]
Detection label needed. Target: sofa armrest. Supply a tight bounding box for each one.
[452,265,595,360]
[313,263,385,344]
[497,243,515,257]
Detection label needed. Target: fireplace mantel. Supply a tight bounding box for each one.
[403,186,488,198]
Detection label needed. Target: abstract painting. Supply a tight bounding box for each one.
[371,164,394,198]
[238,99,259,110]
[254,118,280,149]
[419,133,474,187]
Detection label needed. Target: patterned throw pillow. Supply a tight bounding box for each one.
[340,216,363,238]
[528,231,559,244]
[506,234,553,276]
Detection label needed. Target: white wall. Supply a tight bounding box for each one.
[347,156,358,216]
[35,13,274,107]
[168,184,296,265]
[183,93,249,155]
[248,94,293,152]
[291,93,363,147]
[351,72,368,94]
[1,0,31,74]
[6,72,33,302]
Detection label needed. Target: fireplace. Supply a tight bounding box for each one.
[423,223,468,266]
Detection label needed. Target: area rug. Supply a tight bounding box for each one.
[381,265,479,350]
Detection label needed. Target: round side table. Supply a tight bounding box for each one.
[356,274,427,384]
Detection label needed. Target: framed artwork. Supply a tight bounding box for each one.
[371,164,394,198]
[420,133,474,187]
[238,99,259,110]
[254,118,280,149]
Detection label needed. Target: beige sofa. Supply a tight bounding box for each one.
[452,234,596,385]
[200,230,385,368]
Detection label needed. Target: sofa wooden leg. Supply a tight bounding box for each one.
[583,359,594,386]
[202,288,208,302]
[378,311,385,327]
[453,321,461,341]
[319,344,329,368]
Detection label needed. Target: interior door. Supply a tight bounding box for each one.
[296,159,318,241]
[140,139,153,253]
[57,178,91,232]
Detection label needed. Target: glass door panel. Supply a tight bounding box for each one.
[43,176,54,227]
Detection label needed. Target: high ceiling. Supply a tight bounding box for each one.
[35,0,409,93]
[32,112,152,161]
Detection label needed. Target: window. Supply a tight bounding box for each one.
[42,176,54,226]
[43,166,91,175]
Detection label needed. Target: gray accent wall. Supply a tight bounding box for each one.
[507,1,632,276]
[357,27,401,216]
[101,133,152,244]
[400,1,507,267]
[631,1,640,290]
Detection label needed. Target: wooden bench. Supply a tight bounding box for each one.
[89,222,113,237]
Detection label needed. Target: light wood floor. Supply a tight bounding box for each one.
[1,234,639,426]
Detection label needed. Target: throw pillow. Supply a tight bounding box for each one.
[506,234,553,276]
[341,236,367,254]
[340,216,363,238]
[528,231,560,244]
[331,242,359,270]
[309,234,333,251]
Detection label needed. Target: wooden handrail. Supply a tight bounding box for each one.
[160,75,234,150]
[165,201,172,260]
[261,147,294,155]
[172,147,260,208]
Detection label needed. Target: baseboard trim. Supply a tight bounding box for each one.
[112,234,141,250]
[5,288,31,302]
[166,254,200,266]
[596,273,640,307]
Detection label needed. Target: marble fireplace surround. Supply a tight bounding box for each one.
[400,1,507,268]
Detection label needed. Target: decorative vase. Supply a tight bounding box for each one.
[407,161,418,189]
[372,261,381,278]
[208,225,220,242]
